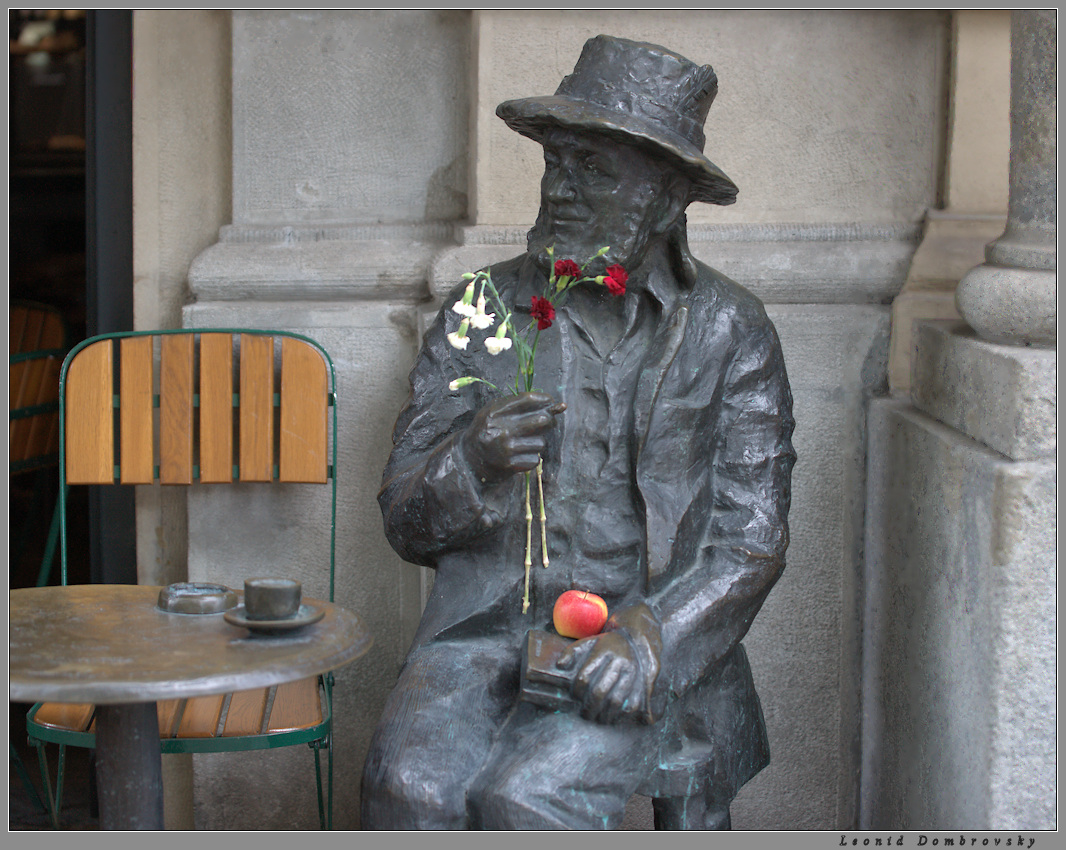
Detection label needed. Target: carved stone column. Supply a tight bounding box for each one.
[955,9,1056,345]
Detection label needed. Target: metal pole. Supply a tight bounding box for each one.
[94,703,165,829]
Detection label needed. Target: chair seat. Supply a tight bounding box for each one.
[30,702,96,733]
[29,677,324,743]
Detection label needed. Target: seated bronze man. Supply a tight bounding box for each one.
[361,34,795,830]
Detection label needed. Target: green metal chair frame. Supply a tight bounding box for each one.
[24,328,341,829]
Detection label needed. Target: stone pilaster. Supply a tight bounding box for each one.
[955,10,1056,346]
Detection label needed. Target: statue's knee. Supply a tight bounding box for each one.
[467,769,540,829]
[361,756,468,830]
[466,772,512,823]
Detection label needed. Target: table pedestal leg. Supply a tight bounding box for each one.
[95,703,164,829]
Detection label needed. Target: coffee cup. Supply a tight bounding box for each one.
[244,577,302,621]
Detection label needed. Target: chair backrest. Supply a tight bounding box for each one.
[57,329,338,593]
[10,301,68,473]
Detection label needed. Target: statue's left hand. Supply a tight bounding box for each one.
[556,631,649,726]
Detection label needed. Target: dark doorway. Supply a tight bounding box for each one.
[84,9,136,586]
[9,8,135,589]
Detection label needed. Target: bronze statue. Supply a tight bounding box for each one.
[361,35,795,830]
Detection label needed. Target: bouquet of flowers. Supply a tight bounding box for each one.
[446,247,629,612]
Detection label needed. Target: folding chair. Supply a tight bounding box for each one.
[25,329,342,829]
[9,300,68,587]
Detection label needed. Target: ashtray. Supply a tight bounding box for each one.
[157,582,239,615]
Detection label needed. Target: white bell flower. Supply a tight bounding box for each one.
[449,376,478,391]
[468,293,496,330]
[446,319,470,350]
[484,321,512,356]
[451,281,477,317]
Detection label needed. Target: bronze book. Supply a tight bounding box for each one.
[519,629,579,711]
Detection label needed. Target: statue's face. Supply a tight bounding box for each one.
[527,127,682,275]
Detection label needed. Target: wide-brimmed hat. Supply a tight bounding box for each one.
[496,35,738,206]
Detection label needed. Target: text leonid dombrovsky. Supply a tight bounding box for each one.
[839,836,1038,848]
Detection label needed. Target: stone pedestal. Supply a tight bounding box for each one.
[863,321,1055,829]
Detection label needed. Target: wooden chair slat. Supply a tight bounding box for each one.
[22,355,61,462]
[38,312,65,350]
[31,702,95,733]
[9,359,26,410]
[266,677,323,732]
[10,306,29,354]
[9,359,43,463]
[199,333,234,483]
[10,306,65,467]
[280,338,328,483]
[19,309,45,356]
[119,337,155,484]
[65,340,115,484]
[238,335,274,482]
[10,345,35,410]
[159,335,195,484]
[176,694,225,738]
[156,699,184,737]
[222,688,270,737]
[18,361,47,458]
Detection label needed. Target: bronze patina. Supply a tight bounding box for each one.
[361,35,795,830]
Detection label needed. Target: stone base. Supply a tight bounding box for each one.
[911,319,1056,460]
[862,399,1055,830]
[955,263,1056,347]
[863,320,1056,829]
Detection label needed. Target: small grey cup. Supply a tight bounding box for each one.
[243,577,302,621]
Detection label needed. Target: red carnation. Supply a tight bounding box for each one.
[604,264,628,296]
[531,296,556,330]
[554,259,581,279]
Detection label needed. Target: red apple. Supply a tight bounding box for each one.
[553,590,609,639]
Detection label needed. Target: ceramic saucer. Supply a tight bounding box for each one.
[223,603,324,635]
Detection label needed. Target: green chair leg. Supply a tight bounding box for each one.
[313,742,325,829]
[35,490,62,587]
[327,732,334,830]
[310,732,333,830]
[35,742,65,830]
[10,741,48,815]
[13,466,49,578]
[55,745,67,819]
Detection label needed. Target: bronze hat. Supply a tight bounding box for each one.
[496,35,738,206]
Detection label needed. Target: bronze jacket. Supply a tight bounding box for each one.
[378,252,795,801]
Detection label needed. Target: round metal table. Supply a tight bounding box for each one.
[10,584,373,830]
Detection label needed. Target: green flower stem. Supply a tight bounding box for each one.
[522,470,533,614]
[537,458,548,568]
[465,251,611,613]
